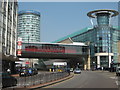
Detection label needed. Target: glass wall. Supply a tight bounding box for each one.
[96,13,110,26]
[71,26,120,68]
[96,26,112,53]
[100,56,109,67]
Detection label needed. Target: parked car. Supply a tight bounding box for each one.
[19,67,38,76]
[19,68,29,77]
[74,68,81,74]
[2,72,17,88]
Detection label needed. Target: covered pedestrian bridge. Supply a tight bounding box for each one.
[17,42,89,59]
[17,42,90,70]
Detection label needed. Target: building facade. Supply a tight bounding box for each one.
[54,9,120,70]
[0,0,18,73]
[117,41,120,63]
[18,10,40,42]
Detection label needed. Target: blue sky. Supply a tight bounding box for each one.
[18,2,118,42]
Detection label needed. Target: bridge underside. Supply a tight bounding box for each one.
[18,51,88,59]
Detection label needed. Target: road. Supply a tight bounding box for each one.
[44,71,118,88]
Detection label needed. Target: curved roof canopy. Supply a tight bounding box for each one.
[87,9,119,18]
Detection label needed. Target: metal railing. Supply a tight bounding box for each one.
[15,72,69,88]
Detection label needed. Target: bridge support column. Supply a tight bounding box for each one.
[86,47,91,70]
[87,55,91,70]
[84,64,87,70]
[97,56,100,68]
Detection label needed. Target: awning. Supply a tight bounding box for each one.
[2,53,19,61]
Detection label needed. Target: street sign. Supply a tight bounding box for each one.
[17,37,22,56]
[18,41,22,46]
[17,46,22,49]
[17,50,21,56]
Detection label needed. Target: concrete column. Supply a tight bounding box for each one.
[84,64,87,70]
[109,56,111,68]
[97,56,100,68]
[87,47,91,70]
[87,55,91,70]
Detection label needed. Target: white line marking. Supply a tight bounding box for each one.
[116,81,119,86]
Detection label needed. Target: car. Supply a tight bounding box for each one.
[28,68,34,76]
[19,67,38,77]
[28,68,38,76]
[2,72,17,88]
[19,68,29,77]
[74,68,81,74]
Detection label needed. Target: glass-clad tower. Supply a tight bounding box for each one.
[82,10,119,69]
[18,10,40,42]
[18,10,40,67]
[54,9,120,70]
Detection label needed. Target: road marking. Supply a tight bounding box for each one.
[110,77,117,80]
[116,81,119,86]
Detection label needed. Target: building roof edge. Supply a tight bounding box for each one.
[52,27,91,43]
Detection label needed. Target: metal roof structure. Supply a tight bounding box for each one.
[52,26,120,43]
[53,27,92,43]
[87,9,119,18]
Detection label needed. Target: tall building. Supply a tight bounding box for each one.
[0,1,18,73]
[18,10,40,67]
[54,9,120,70]
[18,10,40,42]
